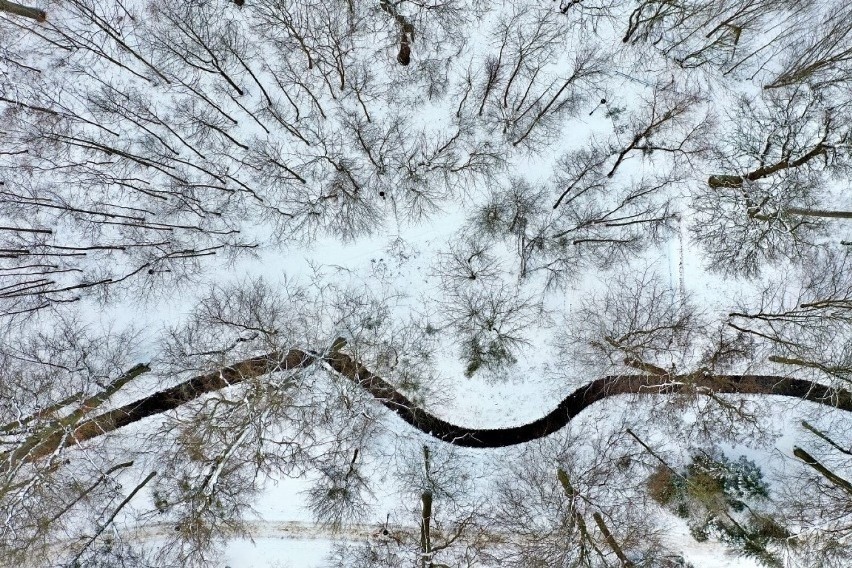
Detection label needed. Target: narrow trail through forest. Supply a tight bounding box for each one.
[110,520,407,544]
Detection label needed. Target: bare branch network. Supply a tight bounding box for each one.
[3,0,852,566]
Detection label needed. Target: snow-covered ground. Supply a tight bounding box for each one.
[3,0,852,566]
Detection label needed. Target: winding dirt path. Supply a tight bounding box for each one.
[7,346,852,465]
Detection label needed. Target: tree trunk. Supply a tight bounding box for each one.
[801,421,852,456]
[592,512,634,567]
[708,142,827,188]
[420,490,433,568]
[707,174,745,188]
[557,469,590,539]
[784,207,852,219]
[793,447,852,495]
[0,0,46,21]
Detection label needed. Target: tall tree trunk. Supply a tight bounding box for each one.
[707,141,827,188]
[420,491,433,568]
[793,447,852,495]
[592,512,634,567]
[557,468,593,561]
[420,445,433,567]
[0,0,46,21]
[801,421,852,456]
[784,207,852,219]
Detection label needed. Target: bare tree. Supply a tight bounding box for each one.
[432,234,505,286]
[485,424,679,567]
[557,268,779,447]
[692,86,852,276]
[772,419,852,567]
[618,0,820,86]
[460,6,609,150]
[470,163,679,287]
[464,79,709,287]
[726,247,852,390]
[327,443,488,568]
[438,279,543,377]
[0,317,150,567]
[560,269,701,377]
[766,4,852,89]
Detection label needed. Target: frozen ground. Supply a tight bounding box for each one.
[3,0,852,566]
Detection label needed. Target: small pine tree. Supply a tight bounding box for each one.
[647,452,788,567]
